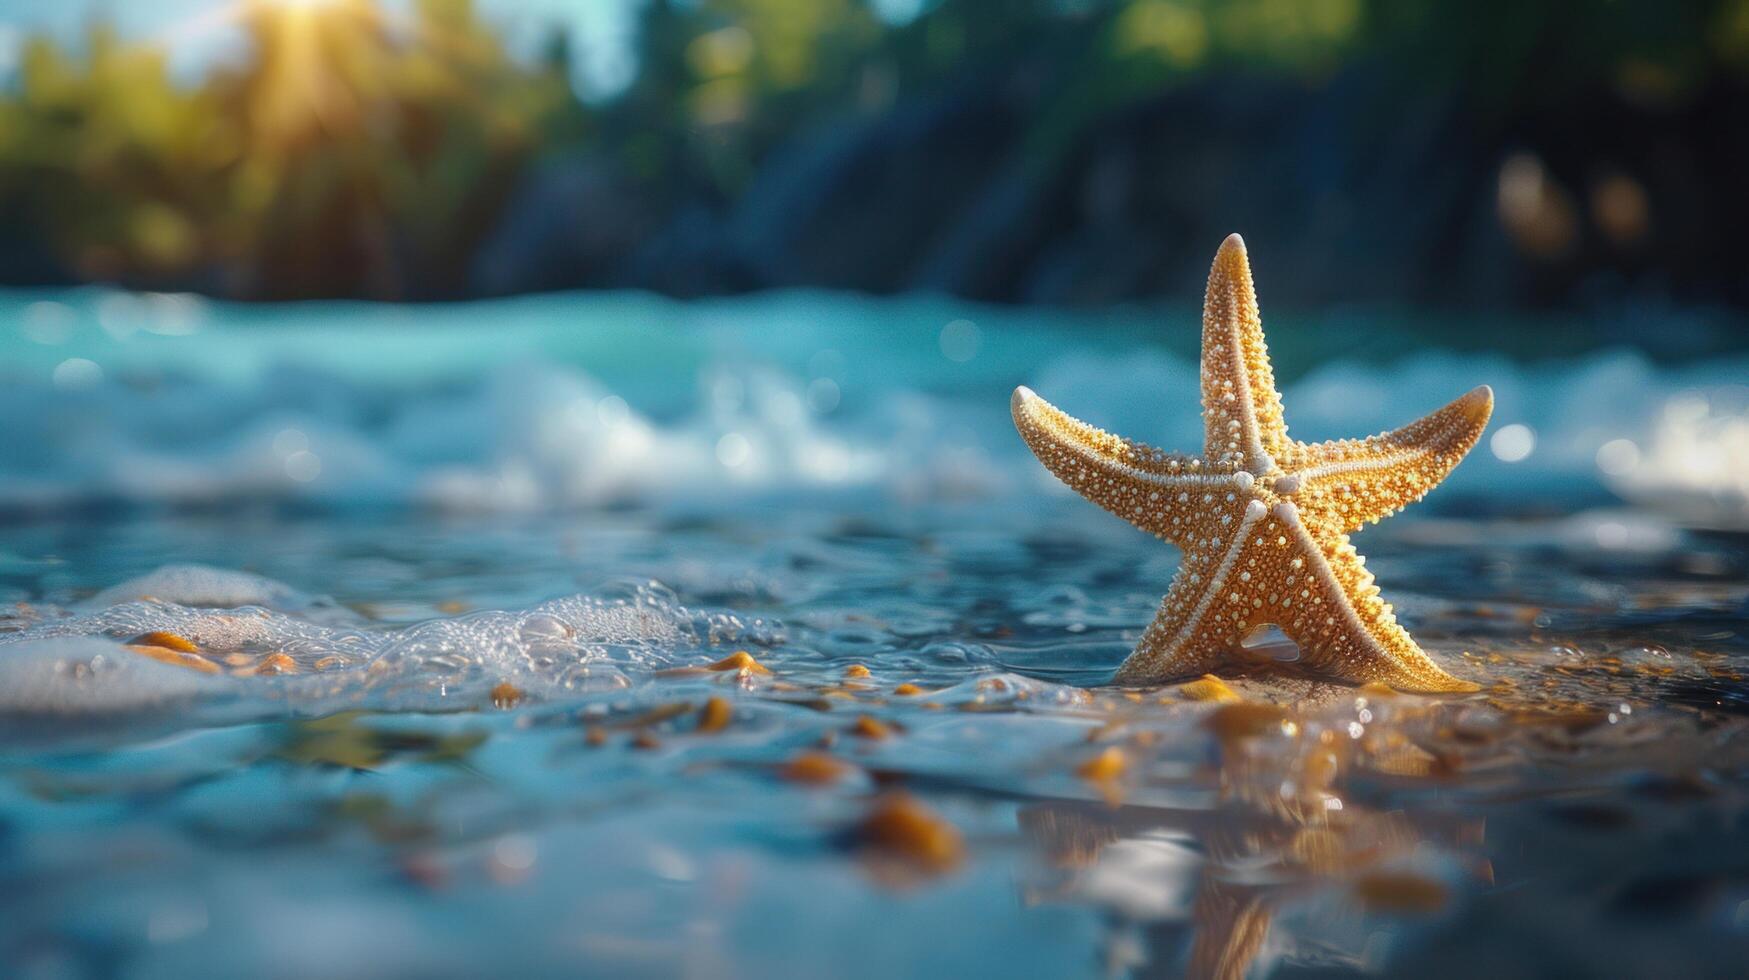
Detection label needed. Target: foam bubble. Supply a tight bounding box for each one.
[1605,386,1749,530]
[0,635,222,731]
[89,564,312,611]
[3,575,780,725]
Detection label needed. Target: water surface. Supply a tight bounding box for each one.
[2,289,1747,978]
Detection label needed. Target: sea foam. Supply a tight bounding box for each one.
[1,570,779,732]
[2,288,1744,525]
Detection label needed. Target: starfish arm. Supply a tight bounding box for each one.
[1114,571,1227,685]
[1113,499,1478,693]
[1279,385,1493,533]
[1200,234,1290,473]
[1113,499,1274,684]
[1013,386,1232,543]
[1286,523,1479,693]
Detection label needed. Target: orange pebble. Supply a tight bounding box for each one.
[892,683,924,696]
[780,751,851,784]
[708,651,772,675]
[1077,746,1128,782]
[856,792,964,873]
[844,664,872,678]
[1206,702,1291,740]
[256,652,299,676]
[850,715,893,740]
[126,644,219,674]
[1179,674,1240,703]
[697,696,733,733]
[128,631,199,653]
[490,682,525,709]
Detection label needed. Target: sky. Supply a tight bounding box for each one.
[0,0,937,99]
[0,0,646,98]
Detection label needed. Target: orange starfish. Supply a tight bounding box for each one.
[1013,234,1491,692]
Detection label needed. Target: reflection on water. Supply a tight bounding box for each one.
[1019,703,1492,980]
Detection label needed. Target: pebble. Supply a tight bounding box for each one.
[855,792,964,874]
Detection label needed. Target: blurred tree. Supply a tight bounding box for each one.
[0,0,1745,309]
[0,0,579,298]
[0,26,230,281]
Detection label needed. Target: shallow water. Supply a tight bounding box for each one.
[3,289,1748,978]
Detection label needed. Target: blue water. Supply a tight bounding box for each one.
[2,288,1748,978]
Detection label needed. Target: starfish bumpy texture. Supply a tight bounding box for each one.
[1013,235,1491,692]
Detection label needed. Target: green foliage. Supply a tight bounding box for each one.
[0,0,1743,297]
[0,0,578,297]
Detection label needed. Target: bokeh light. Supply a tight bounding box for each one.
[1489,423,1536,463]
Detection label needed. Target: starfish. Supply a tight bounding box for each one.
[1012,234,1491,692]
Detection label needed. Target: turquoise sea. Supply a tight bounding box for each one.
[2,288,1747,978]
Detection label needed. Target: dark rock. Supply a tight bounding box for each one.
[469,152,658,296]
[728,83,1028,293]
[621,205,760,298]
[430,62,1749,314]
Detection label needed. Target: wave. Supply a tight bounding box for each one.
[2,289,1745,525]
